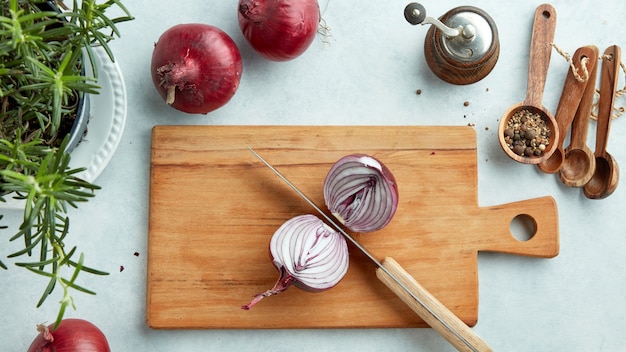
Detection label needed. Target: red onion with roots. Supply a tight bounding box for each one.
[324,154,399,233]
[27,319,110,352]
[242,214,349,309]
[238,0,320,61]
[151,24,243,114]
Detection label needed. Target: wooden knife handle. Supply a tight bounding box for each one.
[376,257,492,352]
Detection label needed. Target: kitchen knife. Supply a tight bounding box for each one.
[248,147,492,352]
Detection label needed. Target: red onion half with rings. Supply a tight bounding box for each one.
[242,214,349,309]
[324,154,399,233]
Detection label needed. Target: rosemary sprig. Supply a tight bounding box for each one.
[0,134,106,326]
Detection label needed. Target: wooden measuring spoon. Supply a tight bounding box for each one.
[583,45,621,199]
[537,46,596,173]
[560,46,599,187]
[498,4,558,164]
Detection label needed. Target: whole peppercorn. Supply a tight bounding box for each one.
[504,109,551,157]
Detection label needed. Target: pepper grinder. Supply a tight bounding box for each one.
[404,3,500,85]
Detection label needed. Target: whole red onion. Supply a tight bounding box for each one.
[27,319,110,352]
[151,23,243,114]
[324,154,399,233]
[238,0,320,61]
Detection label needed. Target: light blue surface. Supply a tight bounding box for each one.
[2,1,626,351]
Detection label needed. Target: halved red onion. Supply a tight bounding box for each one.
[242,214,349,309]
[324,154,399,233]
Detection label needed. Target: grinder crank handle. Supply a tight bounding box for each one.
[376,257,492,352]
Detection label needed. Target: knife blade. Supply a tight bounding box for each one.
[247,147,492,352]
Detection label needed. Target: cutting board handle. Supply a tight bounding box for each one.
[476,196,559,257]
[377,257,493,352]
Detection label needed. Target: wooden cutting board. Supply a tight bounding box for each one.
[147,125,559,329]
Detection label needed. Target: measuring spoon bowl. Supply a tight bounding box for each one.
[584,155,619,199]
[560,148,596,187]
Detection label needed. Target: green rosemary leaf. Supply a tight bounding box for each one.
[15,11,59,25]
[68,261,109,276]
[0,169,31,182]
[56,216,70,242]
[64,189,99,198]
[14,255,60,267]
[23,265,55,279]
[36,274,57,308]
[59,246,77,267]
[68,252,84,283]
[7,232,44,257]
[59,278,97,296]
[24,55,56,77]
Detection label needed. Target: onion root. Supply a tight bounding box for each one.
[241,267,296,310]
[36,324,54,343]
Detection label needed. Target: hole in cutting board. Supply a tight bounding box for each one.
[509,214,536,241]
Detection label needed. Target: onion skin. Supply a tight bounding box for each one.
[242,214,349,309]
[27,319,110,352]
[324,154,399,233]
[151,24,243,114]
[238,0,320,61]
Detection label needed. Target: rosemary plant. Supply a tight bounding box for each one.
[0,0,132,326]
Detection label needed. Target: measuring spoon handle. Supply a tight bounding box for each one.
[555,47,597,142]
[568,46,599,150]
[377,257,492,352]
[595,45,621,155]
[525,4,557,107]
